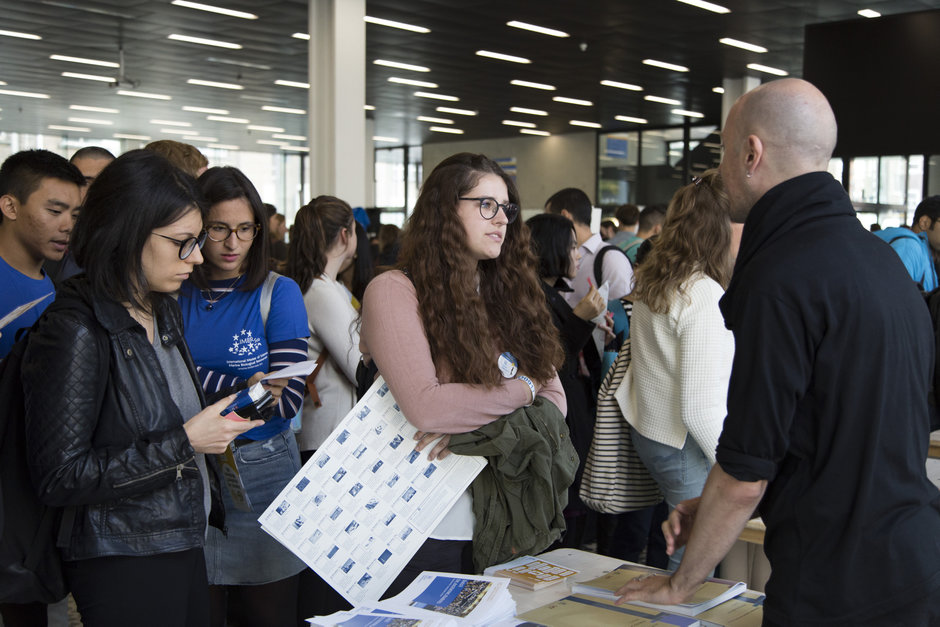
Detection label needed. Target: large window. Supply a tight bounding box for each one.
[847,155,924,227]
[0,131,307,226]
[373,145,422,228]
[597,125,720,208]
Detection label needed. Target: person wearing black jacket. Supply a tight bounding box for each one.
[527,213,606,549]
[22,150,253,627]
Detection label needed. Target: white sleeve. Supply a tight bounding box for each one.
[675,278,735,464]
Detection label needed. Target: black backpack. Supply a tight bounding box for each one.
[0,325,68,604]
[593,244,632,288]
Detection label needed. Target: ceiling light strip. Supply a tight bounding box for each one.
[719,37,767,53]
[506,21,569,38]
[520,129,551,136]
[436,107,477,116]
[183,105,229,114]
[476,50,531,64]
[414,92,459,101]
[262,105,306,115]
[510,79,556,91]
[51,54,119,68]
[570,120,602,128]
[747,63,788,76]
[117,90,171,100]
[675,0,730,14]
[510,106,548,116]
[643,59,689,72]
[171,0,257,19]
[364,16,430,33]
[168,33,242,49]
[374,59,430,72]
[600,80,643,91]
[553,96,593,106]
[615,115,648,124]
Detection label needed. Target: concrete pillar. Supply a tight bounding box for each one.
[721,76,762,129]
[308,0,368,206]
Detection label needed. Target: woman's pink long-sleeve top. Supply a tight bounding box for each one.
[360,271,566,433]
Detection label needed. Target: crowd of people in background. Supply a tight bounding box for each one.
[0,77,938,627]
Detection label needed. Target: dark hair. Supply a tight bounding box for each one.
[615,203,640,227]
[70,149,203,310]
[263,202,278,219]
[396,152,563,386]
[638,204,667,232]
[70,146,115,163]
[285,195,355,293]
[635,234,658,266]
[912,196,940,228]
[344,221,374,303]
[0,150,85,223]
[545,187,592,226]
[190,166,269,291]
[144,140,208,178]
[526,213,576,279]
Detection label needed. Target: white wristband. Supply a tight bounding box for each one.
[517,375,536,406]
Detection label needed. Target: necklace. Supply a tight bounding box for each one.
[202,275,243,310]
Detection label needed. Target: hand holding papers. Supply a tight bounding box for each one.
[260,377,487,605]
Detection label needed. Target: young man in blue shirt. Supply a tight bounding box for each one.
[874,195,940,291]
[0,149,84,358]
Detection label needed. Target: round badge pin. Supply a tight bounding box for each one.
[498,352,519,378]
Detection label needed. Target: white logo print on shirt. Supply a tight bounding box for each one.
[229,329,262,356]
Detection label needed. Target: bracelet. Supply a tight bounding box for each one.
[517,375,536,406]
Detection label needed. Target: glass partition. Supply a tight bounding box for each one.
[597,125,719,208]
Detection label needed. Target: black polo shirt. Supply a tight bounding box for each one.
[717,172,940,625]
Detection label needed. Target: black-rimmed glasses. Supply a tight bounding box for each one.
[206,222,260,242]
[458,197,520,224]
[152,230,208,260]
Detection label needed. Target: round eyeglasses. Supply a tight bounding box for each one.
[152,230,208,260]
[458,196,519,224]
[206,222,260,242]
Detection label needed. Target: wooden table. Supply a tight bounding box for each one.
[929,430,940,460]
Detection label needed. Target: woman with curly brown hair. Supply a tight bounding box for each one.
[360,152,566,594]
[618,170,738,572]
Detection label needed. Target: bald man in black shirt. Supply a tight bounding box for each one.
[617,78,940,625]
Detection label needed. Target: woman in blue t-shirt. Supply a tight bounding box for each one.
[178,167,309,627]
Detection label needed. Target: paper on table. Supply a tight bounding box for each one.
[0,292,54,331]
[260,377,487,606]
[262,358,320,381]
[382,571,516,626]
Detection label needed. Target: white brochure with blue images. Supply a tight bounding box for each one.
[259,376,488,605]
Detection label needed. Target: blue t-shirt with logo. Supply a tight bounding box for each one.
[179,275,308,440]
[0,256,55,359]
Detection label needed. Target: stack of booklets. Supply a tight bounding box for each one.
[513,563,759,627]
[569,564,746,616]
[308,571,516,626]
[483,555,578,591]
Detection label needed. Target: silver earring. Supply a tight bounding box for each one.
[746,171,752,178]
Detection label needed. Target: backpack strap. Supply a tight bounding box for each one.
[259,271,281,331]
[593,244,632,287]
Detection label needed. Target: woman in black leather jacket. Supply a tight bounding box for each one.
[22,150,254,627]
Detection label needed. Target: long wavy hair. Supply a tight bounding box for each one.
[397,152,563,386]
[632,169,732,313]
[285,195,354,293]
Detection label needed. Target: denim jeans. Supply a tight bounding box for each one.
[630,427,711,572]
